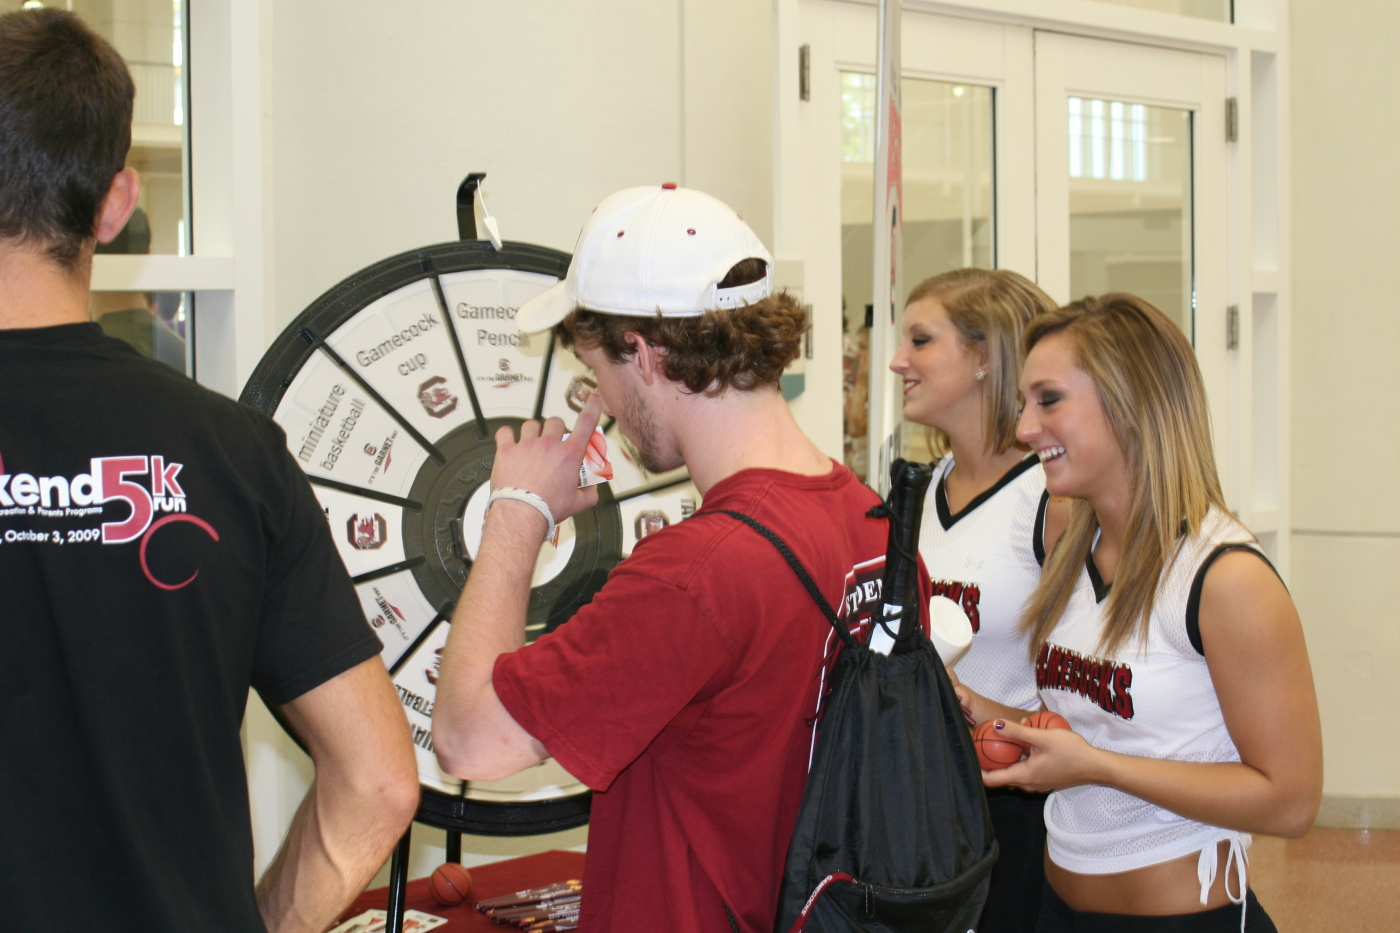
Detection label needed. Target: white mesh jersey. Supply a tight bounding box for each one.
[1039,507,1265,876]
[920,453,1044,711]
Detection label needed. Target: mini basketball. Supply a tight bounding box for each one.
[429,862,474,906]
[1024,710,1071,731]
[974,720,1028,770]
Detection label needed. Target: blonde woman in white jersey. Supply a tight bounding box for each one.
[888,268,1063,933]
[988,294,1321,933]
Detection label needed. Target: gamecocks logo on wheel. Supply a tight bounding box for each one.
[418,376,459,418]
[346,513,388,550]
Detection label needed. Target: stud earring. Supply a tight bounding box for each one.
[975,369,986,381]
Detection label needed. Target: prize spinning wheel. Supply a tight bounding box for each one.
[240,179,701,836]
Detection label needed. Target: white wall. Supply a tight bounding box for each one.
[1290,0,1400,825]
[248,0,776,878]
[266,0,771,332]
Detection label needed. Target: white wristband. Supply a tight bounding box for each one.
[486,487,555,544]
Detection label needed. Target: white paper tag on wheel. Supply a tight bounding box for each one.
[482,214,502,251]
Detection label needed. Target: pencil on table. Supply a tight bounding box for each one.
[492,905,580,926]
[486,894,581,918]
[520,916,579,931]
[476,881,581,912]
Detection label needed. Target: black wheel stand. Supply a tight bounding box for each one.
[383,824,461,933]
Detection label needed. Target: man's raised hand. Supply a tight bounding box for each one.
[490,390,605,525]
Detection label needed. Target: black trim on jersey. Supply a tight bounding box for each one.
[1033,490,1050,567]
[935,454,1038,531]
[1185,544,1283,656]
[1085,553,1112,604]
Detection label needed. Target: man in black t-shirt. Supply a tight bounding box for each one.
[0,11,418,932]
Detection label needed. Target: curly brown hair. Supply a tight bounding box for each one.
[556,260,808,396]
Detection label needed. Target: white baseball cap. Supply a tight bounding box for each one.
[516,184,774,333]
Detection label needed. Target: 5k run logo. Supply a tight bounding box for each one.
[0,451,219,591]
[0,455,187,543]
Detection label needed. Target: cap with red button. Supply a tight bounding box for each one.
[515,184,773,333]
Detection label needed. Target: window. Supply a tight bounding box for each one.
[1067,98,1194,336]
[1085,0,1232,23]
[840,73,995,475]
[1070,97,1149,182]
[73,0,195,375]
[76,0,189,255]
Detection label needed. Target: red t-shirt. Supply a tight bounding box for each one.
[495,463,929,933]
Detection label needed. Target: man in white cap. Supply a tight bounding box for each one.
[434,186,897,933]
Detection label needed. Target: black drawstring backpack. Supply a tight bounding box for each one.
[714,459,996,933]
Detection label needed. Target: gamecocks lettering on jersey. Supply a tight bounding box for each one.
[929,578,982,632]
[1036,642,1135,720]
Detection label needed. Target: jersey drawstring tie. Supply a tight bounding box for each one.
[1196,833,1249,932]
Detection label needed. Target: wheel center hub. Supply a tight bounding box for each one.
[454,482,577,587]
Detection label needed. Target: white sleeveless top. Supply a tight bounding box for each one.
[920,454,1044,711]
[1039,507,1264,879]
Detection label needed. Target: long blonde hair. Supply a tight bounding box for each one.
[905,269,1058,459]
[1020,294,1229,659]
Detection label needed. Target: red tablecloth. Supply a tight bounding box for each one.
[339,850,586,932]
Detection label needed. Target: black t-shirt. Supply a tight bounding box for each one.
[0,324,381,931]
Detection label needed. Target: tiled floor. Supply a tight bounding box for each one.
[1249,828,1400,930]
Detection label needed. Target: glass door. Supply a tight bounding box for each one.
[1034,32,1231,488]
[78,0,194,376]
[786,1,1034,483]
[840,74,995,476]
[1083,0,1232,21]
[1067,97,1193,338]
